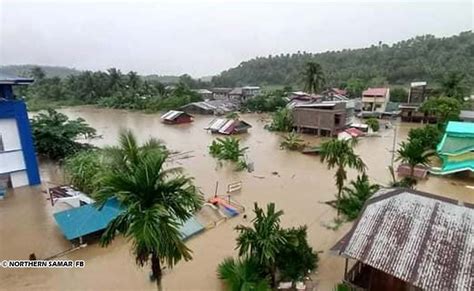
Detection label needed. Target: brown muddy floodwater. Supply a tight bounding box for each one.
[1,106,473,291]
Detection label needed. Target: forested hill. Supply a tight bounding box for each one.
[0,65,82,78]
[212,31,474,88]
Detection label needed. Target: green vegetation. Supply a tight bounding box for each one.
[396,139,435,182]
[30,109,98,160]
[302,62,325,94]
[420,96,461,126]
[218,203,318,288]
[242,90,287,112]
[440,71,470,101]
[96,130,203,289]
[328,174,380,221]
[320,139,366,210]
[14,67,203,112]
[64,150,104,194]
[266,108,293,132]
[390,87,408,102]
[280,131,305,151]
[209,137,249,171]
[365,118,380,132]
[217,257,270,291]
[276,226,318,281]
[212,32,474,88]
[407,125,442,151]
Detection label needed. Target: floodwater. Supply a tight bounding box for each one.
[1,106,473,290]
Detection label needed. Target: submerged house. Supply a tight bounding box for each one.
[160,110,193,124]
[435,121,474,175]
[332,188,474,291]
[205,118,252,135]
[229,86,261,102]
[0,73,41,189]
[362,88,390,112]
[211,88,233,100]
[399,82,434,123]
[180,99,240,115]
[291,101,347,136]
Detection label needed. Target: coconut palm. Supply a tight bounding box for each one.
[280,131,305,151]
[235,203,287,287]
[396,139,434,180]
[209,137,248,162]
[96,130,203,289]
[331,174,380,220]
[320,139,366,207]
[302,62,325,94]
[217,257,270,291]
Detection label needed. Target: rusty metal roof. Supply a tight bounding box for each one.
[331,188,474,290]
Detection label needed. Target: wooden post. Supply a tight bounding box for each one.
[344,258,348,280]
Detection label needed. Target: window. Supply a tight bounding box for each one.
[334,114,341,126]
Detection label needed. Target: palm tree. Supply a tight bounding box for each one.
[280,131,305,151]
[331,174,380,220]
[302,62,325,94]
[96,130,203,289]
[396,139,434,181]
[235,203,287,287]
[217,257,270,291]
[320,139,366,208]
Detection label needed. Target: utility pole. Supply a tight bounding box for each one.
[391,119,397,169]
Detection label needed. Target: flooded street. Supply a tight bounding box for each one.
[1,106,473,290]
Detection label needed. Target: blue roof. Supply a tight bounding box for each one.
[0,73,34,85]
[179,217,204,240]
[54,198,205,241]
[53,198,122,240]
[446,121,474,135]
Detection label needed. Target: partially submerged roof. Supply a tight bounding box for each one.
[161,110,191,121]
[331,188,474,290]
[0,72,34,85]
[362,87,388,96]
[181,100,240,114]
[206,118,252,134]
[54,198,122,240]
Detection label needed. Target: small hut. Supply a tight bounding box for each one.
[205,118,252,135]
[161,110,193,124]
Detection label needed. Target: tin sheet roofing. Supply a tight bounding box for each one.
[0,72,34,85]
[332,188,474,290]
[362,87,388,96]
[161,110,185,120]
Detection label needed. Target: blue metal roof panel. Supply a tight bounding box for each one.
[179,216,204,240]
[53,198,122,240]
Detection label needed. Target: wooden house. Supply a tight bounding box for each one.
[160,110,193,124]
[332,188,474,290]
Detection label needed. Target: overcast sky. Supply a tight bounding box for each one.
[0,0,472,77]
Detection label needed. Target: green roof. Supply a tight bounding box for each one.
[437,121,474,155]
[446,121,474,135]
[438,160,474,175]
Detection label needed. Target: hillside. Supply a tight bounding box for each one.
[0,65,82,78]
[212,31,474,88]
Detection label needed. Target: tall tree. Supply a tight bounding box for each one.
[320,139,366,208]
[396,139,434,181]
[302,62,325,94]
[440,72,469,101]
[235,203,287,287]
[97,130,203,289]
[30,108,97,160]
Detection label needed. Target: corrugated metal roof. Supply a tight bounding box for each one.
[219,120,236,134]
[362,87,389,97]
[332,188,474,290]
[206,118,228,131]
[161,110,184,120]
[0,72,34,85]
